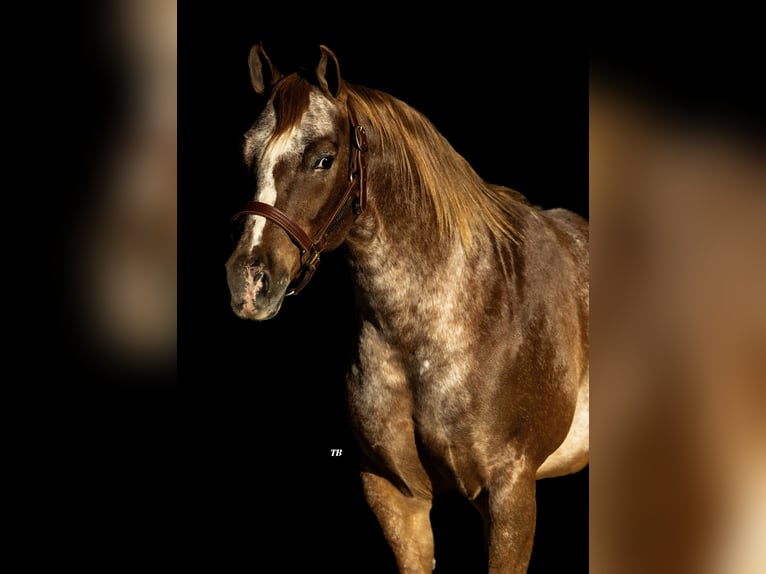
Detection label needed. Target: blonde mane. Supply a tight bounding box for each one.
[347,85,528,250]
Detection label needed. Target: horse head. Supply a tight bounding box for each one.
[226,43,366,320]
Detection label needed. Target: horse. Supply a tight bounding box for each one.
[225,42,589,573]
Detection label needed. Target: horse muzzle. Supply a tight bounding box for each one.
[225,253,291,321]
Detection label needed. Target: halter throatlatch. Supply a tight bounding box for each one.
[232,109,368,296]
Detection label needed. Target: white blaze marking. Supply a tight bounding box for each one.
[241,90,338,250]
[249,128,297,248]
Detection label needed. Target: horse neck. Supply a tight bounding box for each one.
[343,155,489,334]
[341,88,511,329]
[344,88,470,266]
[345,185,457,279]
[345,215,468,340]
[343,130,460,287]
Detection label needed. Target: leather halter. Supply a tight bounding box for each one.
[232,108,368,296]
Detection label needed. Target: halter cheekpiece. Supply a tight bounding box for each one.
[232,108,368,296]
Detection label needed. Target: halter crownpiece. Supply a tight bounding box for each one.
[232,109,368,296]
[351,120,368,213]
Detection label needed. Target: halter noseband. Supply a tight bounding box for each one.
[232,108,368,296]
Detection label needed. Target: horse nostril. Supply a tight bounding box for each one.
[258,271,270,296]
[245,259,270,300]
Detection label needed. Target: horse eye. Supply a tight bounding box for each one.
[313,155,334,170]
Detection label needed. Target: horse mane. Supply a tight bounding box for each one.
[347,84,530,250]
[256,74,530,251]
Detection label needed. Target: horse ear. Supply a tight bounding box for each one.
[249,41,282,95]
[315,45,342,99]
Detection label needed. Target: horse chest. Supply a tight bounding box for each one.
[349,320,492,495]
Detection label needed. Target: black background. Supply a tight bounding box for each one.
[177,6,588,574]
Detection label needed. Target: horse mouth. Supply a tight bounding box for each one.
[230,296,281,321]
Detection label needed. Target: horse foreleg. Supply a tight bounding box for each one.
[481,465,538,574]
[361,471,435,573]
